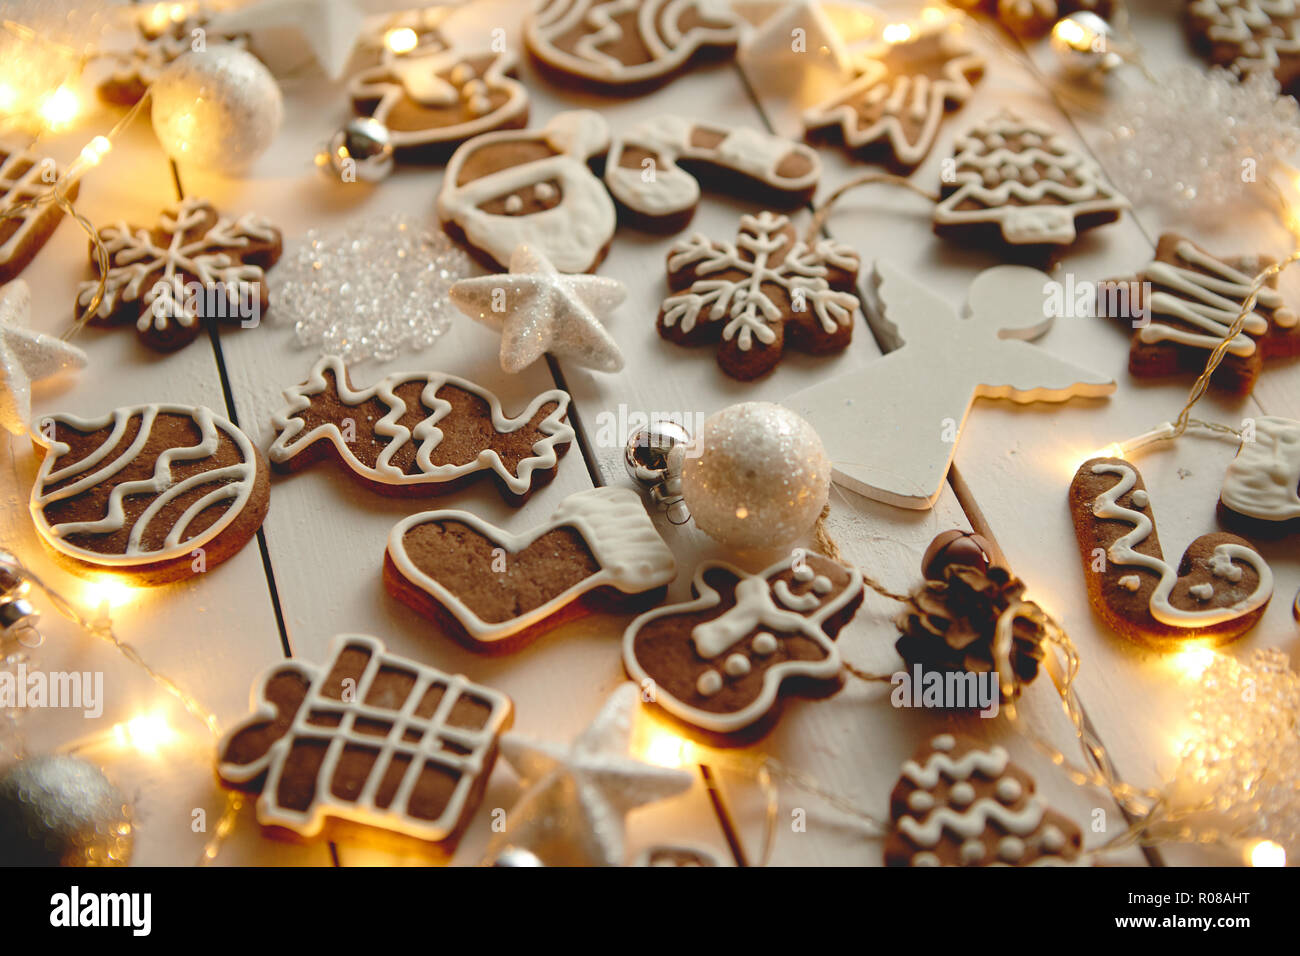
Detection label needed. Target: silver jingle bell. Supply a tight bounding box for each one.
[624,422,692,525]
[317,117,395,183]
[0,549,26,597]
[488,845,546,867]
[1050,12,1122,77]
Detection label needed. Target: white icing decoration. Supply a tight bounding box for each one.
[908,790,935,813]
[0,147,69,271]
[387,487,676,646]
[1130,489,1149,508]
[901,746,1009,788]
[697,670,723,697]
[772,579,821,612]
[752,632,778,656]
[437,111,615,274]
[1089,460,1273,626]
[811,575,833,595]
[996,777,1022,803]
[503,195,523,215]
[899,798,1044,845]
[793,564,814,582]
[1117,574,1141,592]
[1207,550,1244,582]
[1190,583,1214,601]
[949,782,975,807]
[1220,416,1300,523]
[1041,825,1066,853]
[1188,0,1300,78]
[960,839,986,864]
[932,734,956,752]
[270,355,575,496]
[723,654,751,677]
[30,404,257,568]
[998,836,1026,863]
[691,576,816,658]
[911,851,941,866]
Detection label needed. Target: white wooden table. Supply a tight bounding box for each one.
[5,0,1296,866]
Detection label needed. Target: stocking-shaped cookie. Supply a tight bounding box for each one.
[1069,457,1273,647]
[385,487,676,652]
[623,551,863,739]
[436,110,614,273]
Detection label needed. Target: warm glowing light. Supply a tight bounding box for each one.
[882,23,912,44]
[385,27,419,54]
[1174,645,1217,680]
[638,723,693,768]
[0,83,17,112]
[1248,840,1286,867]
[83,576,136,611]
[37,85,79,130]
[113,712,178,755]
[1052,17,1090,51]
[734,506,749,519]
[80,135,111,167]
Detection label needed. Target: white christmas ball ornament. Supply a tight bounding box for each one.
[682,402,830,550]
[151,45,283,174]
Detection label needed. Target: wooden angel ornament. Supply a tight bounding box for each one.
[785,262,1116,509]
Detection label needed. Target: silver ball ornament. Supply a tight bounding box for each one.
[1050,12,1121,77]
[488,845,546,867]
[316,118,395,183]
[0,755,133,866]
[624,421,692,525]
[681,402,830,551]
[151,45,283,174]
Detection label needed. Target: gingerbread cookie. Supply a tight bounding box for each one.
[437,110,614,273]
[76,197,281,352]
[348,46,529,162]
[933,111,1128,257]
[269,356,574,504]
[0,145,77,283]
[1186,0,1300,93]
[385,487,676,652]
[29,403,269,585]
[97,11,246,106]
[884,734,1083,867]
[952,0,1113,35]
[623,551,864,739]
[524,0,742,93]
[218,633,512,846]
[803,26,984,171]
[1219,416,1300,534]
[604,116,820,232]
[658,211,861,380]
[1069,457,1273,647]
[1098,234,1300,395]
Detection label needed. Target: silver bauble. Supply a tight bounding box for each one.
[1049,12,1121,77]
[488,845,545,867]
[0,755,133,866]
[624,422,692,525]
[318,118,395,183]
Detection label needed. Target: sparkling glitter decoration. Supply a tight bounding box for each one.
[681,401,831,550]
[0,755,133,866]
[1172,647,1300,852]
[275,214,471,363]
[0,279,87,435]
[1096,66,1300,218]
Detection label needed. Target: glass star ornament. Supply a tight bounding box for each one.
[484,683,693,866]
[449,244,626,374]
[0,280,87,435]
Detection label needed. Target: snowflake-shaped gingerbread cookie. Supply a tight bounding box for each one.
[1187,0,1300,93]
[76,197,282,352]
[657,211,861,380]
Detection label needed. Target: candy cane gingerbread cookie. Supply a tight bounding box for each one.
[1069,457,1272,647]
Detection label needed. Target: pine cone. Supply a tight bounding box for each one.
[895,563,1047,701]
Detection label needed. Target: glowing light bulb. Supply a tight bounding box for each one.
[882,23,912,44]
[639,724,692,768]
[113,712,178,755]
[37,85,79,130]
[385,27,419,54]
[84,576,135,612]
[0,83,17,113]
[1174,644,1216,680]
[80,135,111,167]
[1052,17,1089,51]
[1248,840,1286,867]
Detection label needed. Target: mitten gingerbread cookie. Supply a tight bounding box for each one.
[1219,416,1300,534]
[1069,457,1273,647]
[933,111,1128,258]
[218,634,512,847]
[269,356,574,505]
[29,403,270,585]
[0,145,78,283]
[884,734,1083,866]
[804,25,985,171]
[658,211,861,380]
[604,116,821,232]
[348,46,529,161]
[524,0,742,93]
[385,487,676,652]
[1186,0,1300,94]
[76,197,282,352]
[436,110,615,273]
[1098,233,1300,396]
[623,551,864,740]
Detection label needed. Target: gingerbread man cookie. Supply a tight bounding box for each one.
[0,145,77,283]
[1098,233,1300,396]
[658,211,861,380]
[1069,457,1273,647]
[385,487,676,653]
[268,356,574,505]
[29,403,270,585]
[525,0,742,93]
[604,116,821,232]
[437,110,615,273]
[1186,0,1300,93]
[623,551,864,739]
[1219,416,1300,534]
[885,734,1083,866]
[219,634,512,847]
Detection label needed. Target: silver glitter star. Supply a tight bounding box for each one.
[486,684,693,866]
[0,281,87,436]
[449,244,626,374]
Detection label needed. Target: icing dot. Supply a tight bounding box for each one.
[986,133,1006,148]
[724,653,751,677]
[932,734,956,752]
[999,163,1019,181]
[461,79,486,98]
[949,782,975,807]
[960,839,985,864]
[752,632,778,656]
[1208,550,1244,582]
[1117,574,1141,592]
[1021,132,1041,147]
[1130,489,1149,509]
[907,790,935,813]
[996,777,1023,804]
[982,168,1000,187]
[468,95,492,116]
[1021,166,1039,184]
[1041,825,1066,853]
[534,182,557,202]
[449,62,474,84]
[998,836,1026,863]
[793,564,814,582]
[503,194,523,215]
[911,852,941,867]
[1189,583,1214,601]
[811,575,832,594]
[696,670,722,697]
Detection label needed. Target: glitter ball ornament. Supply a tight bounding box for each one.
[681,402,830,550]
[150,45,283,174]
[0,755,133,866]
[1096,66,1300,218]
[274,214,472,362]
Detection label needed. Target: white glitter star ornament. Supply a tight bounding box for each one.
[449,244,626,374]
[0,281,87,436]
[485,684,693,866]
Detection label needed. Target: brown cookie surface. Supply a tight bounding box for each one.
[1186,0,1300,95]
[0,146,77,283]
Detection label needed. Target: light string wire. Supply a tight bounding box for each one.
[1,548,241,865]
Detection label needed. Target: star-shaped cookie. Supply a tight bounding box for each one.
[449,244,625,374]
[0,280,87,435]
